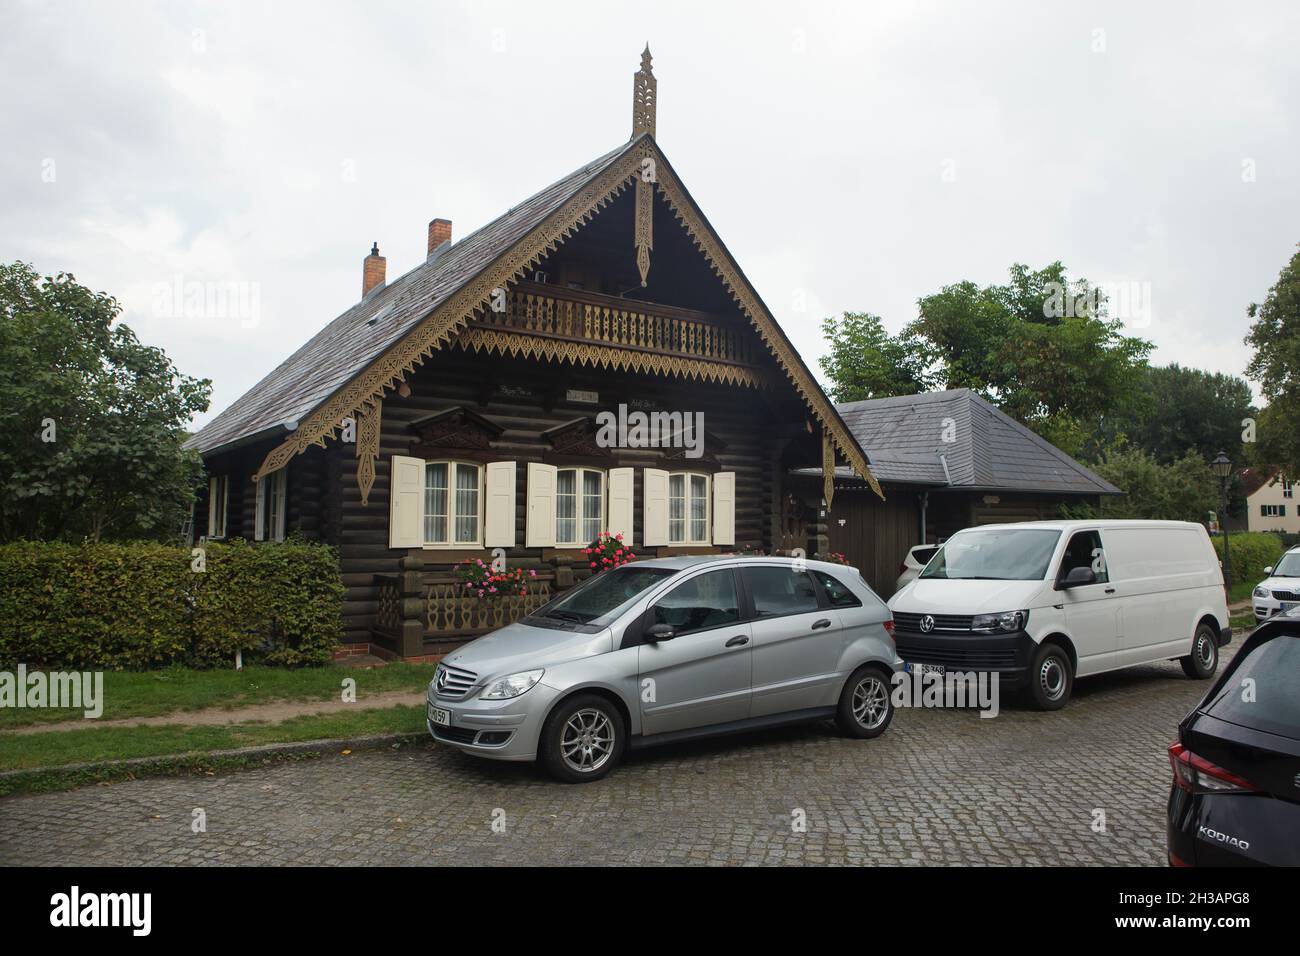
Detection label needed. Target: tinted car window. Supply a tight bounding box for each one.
[537,566,675,625]
[1203,635,1300,740]
[813,570,861,608]
[743,566,820,617]
[651,569,740,636]
[1059,530,1109,584]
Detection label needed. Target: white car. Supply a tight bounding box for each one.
[1252,545,1300,623]
[888,520,1231,710]
[894,544,940,595]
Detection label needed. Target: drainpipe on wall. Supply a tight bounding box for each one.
[918,490,929,544]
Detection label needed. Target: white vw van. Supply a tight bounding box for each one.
[887,520,1230,709]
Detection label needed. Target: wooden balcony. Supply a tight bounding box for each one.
[475,281,761,370]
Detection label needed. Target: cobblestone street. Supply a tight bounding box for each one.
[0,654,1228,866]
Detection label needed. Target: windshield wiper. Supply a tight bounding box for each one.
[544,609,588,623]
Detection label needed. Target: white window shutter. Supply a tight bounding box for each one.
[608,467,634,545]
[484,461,517,548]
[525,463,557,548]
[712,471,736,546]
[254,476,266,541]
[389,455,424,549]
[274,467,288,542]
[208,477,219,538]
[643,468,669,547]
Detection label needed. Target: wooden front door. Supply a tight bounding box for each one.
[827,490,920,601]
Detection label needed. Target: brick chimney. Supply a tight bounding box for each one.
[427,218,452,257]
[362,242,385,296]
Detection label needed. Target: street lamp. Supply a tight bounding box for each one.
[1212,451,1233,591]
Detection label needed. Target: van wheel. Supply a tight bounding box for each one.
[1027,643,1073,710]
[836,665,894,739]
[539,694,626,784]
[1180,623,1219,679]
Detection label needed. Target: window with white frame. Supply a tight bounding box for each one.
[424,461,482,546]
[556,467,605,546]
[207,474,228,539]
[1262,504,1287,518]
[256,467,287,542]
[669,472,710,545]
[1283,477,1294,499]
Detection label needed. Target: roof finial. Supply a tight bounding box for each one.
[632,44,656,139]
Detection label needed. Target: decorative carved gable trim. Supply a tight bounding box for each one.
[541,418,611,461]
[252,137,882,500]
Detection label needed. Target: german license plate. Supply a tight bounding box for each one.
[428,704,450,727]
[905,662,945,675]
[1281,602,1295,614]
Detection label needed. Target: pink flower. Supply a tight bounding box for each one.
[590,561,597,568]
[529,569,536,577]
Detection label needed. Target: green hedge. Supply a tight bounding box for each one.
[1212,532,1284,587]
[0,539,344,670]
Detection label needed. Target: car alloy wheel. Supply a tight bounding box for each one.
[852,674,890,730]
[560,707,615,773]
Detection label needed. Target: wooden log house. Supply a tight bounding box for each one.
[185,49,883,660]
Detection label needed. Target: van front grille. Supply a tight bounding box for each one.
[893,612,975,633]
[896,642,1018,670]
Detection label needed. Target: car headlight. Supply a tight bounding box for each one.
[479,669,545,700]
[971,610,1028,633]
[1253,586,1269,599]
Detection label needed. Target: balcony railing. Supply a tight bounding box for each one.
[476,281,759,368]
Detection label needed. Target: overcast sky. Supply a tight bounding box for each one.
[3,0,1297,427]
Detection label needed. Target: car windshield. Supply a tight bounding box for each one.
[1271,552,1300,577]
[920,529,1061,581]
[533,565,676,625]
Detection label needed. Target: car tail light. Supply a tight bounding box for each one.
[1168,742,1256,794]
[1168,849,1193,867]
[883,619,895,642]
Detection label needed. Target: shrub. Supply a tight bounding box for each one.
[1211,531,1284,588]
[0,539,343,670]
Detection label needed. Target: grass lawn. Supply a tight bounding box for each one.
[0,704,427,773]
[0,662,435,729]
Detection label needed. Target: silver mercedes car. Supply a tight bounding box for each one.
[426,556,901,782]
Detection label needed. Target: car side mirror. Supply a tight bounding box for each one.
[1057,566,1096,590]
[646,623,675,642]
[1263,566,1274,576]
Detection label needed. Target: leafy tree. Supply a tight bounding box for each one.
[908,262,1153,449]
[1062,443,1218,523]
[818,312,935,402]
[1245,245,1300,475]
[1101,364,1255,465]
[0,262,211,542]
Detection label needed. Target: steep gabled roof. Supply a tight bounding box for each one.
[186,140,634,456]
[186,133,881,497]
[817,389,1120,495]
[1238,466,1281,498]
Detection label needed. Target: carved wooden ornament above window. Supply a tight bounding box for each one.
[408,407,503,459]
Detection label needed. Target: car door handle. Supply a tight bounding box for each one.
[725,635,750,648]
[1104,588,1116,594]
[812,619,832,630]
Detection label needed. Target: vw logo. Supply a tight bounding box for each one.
[920,614,935,633]
[435,665,448,692]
